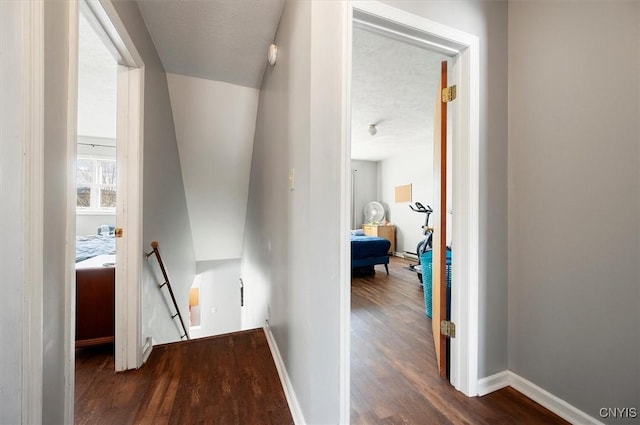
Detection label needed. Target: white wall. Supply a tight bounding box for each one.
[190,260,241,339]
[351,160,378,229]
[241,1,344,422]
[379,0,509,378]
[112,2,196,346]
[508,2,640,419]
[76,214,116,236]
[166,73,259,261]
[0,2,26,422]
[378,144,433,254]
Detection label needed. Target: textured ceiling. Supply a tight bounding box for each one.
[78,12,117,139]
[351,27,445,161]
[137,0,285,89]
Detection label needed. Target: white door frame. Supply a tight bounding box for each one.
[341,2,479,420]
[114,61,145,370]
[15,0,45,423]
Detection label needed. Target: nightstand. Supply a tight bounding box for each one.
[362,224,395,254]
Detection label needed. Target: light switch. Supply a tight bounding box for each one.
[289,168,295,191]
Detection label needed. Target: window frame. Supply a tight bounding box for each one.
[76,154,117,214]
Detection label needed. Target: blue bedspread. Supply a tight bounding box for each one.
[76,235,116,263]
[351,235,390,260]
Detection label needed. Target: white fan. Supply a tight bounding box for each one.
[364,201,385,224]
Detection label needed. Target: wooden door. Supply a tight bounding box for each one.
[432,60,449,378]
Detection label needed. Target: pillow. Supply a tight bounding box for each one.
[351,229,365,236]
[97,224,115,236]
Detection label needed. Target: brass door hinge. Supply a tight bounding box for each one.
[114,227,123,238]
[442,85,457,103]
[440,320,456,338]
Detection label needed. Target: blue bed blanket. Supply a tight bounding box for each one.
[76,235,116,263]
[351,235,390,259]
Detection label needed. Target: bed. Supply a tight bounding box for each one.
[351,229,391,275]
[75,234,116,263]
[75,230,116,347]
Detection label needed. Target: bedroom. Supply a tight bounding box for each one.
[350,24,452,262]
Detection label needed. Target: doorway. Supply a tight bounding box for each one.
[67,2,145,417]
[348,14,455,423]
[341,3,480,422]
[74,9,118,354]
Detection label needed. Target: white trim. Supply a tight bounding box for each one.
[343,0,481,398]
[85,0,143,67]
[128,65,145,369]
[339,2,353,424]
[114,63,145,371]
[478,370,604,424]
[476,371,509,396]
[142,337,154,364]
[21,1,45,423]
[508,372,604,425]
[65,3,80,423]
[263,322,306,425]
[76,210,117,216]
[450,27,481,397]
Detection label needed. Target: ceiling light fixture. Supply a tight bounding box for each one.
[368,124,377,136]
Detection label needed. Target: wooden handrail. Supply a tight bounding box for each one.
[146,241,189,340]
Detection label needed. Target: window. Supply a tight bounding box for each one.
[76,156,116,212]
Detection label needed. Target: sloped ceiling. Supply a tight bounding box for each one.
[351,27,445,161]
[137,0,285,89]
[167,73,259,261]
[137,0,441,161]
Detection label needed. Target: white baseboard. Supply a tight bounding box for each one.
[402,252,418,261]
[507,372,604,425]
[478,370,603,425]
[477,370,509,396]
[142,337,153,364]
[263,321,306,425]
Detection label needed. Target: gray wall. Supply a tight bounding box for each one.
[0,2,26,422]
[241,0,344,422]
[190,260,242,339]
[43,2,72,422]
[351,160,378,229]
[241,0,312,416]
[112,1,196,345]
[380,0,509,378]
[508,2,640,421]
[377,146,434,254]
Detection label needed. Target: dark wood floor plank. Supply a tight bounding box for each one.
[75,329,293,425]
[351,257,569,425]
[76,258,569,425]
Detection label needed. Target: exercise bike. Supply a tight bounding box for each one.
[408,202,433,282]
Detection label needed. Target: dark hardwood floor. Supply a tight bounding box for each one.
[75,257,568,425]
[74,329,293,425]
[351,256,569,425]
